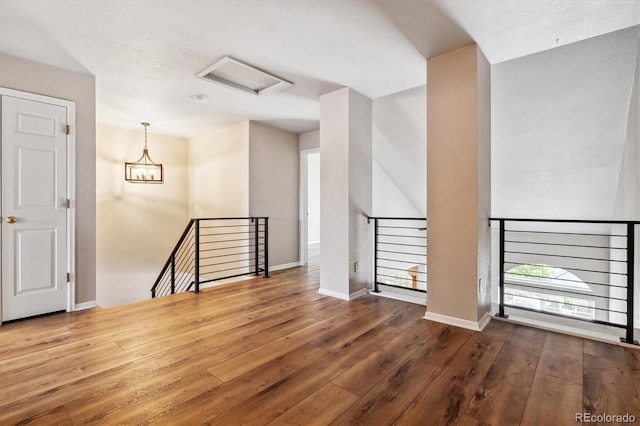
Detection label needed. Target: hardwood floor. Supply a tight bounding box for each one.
[1,255,639,425]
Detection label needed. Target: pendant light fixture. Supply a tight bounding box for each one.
[125,122,163,183]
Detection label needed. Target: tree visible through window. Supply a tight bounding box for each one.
[505,264,595,320]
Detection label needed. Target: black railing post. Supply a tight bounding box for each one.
[264,218,269,278]
[170,254,176,294]
[150,219,195,299]
[373,218,380,293]
[253,218,259,276]
[497,219,508,318]
[623,222,637,344]
[194,219,200,293]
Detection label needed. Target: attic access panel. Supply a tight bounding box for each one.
[196,56,293,95]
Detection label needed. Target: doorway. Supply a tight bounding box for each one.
[300,149,320,266]
[0,88,76,322]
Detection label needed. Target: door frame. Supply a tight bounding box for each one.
[299,148,319,266]
[0,87,76,322]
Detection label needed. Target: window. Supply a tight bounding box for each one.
[504,264,596,320]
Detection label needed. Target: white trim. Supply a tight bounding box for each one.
[67,283,73,313]
[299,150,308,265]
[350,288,369,299]
[369,290,426,306]
[493,312,640,348]
[299,148,320,266]
[74,301,96,311]
[318,288,349,300]
[270,261,300,272]
[424,310,492,332]
[318,287,368,301]
[478,311,491,331]
[0,87,76,320]
[66,95,76,313]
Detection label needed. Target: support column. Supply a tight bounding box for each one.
[319,87,372,300]
[425,44,492,330]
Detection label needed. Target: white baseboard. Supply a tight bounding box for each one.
[493,313,639,348]
[491,303,639,347]
[369,290,426,306]
[318,288,349,300]
[478,311,491,331]
[270,262,300,272]
[350,288,369,300]
[424,310,491,332]
[200,275,252,289]
[318,287,368,301]
[75,301,97,311]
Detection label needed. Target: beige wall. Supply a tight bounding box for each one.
[188,120,299,268]
[249,122,300,267]
[426,44,491,325]
[0,53,96,304]
[96,124,189,307]
[188,122,249,218]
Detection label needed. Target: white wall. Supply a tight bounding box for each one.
[307,152,321,243]
[96,124,189,307]
[492,26,639,219]
[372,160,422,217]
[476,47,492,319]
[613,40,640,329]
[303,85,427,221]
[614,42,640,219]
[348,89,373,295]
[188,122,249,217]
[372,85,426,217]
[249,121,299,268]
[490,27,640,332]
[320,87,372,298]
[0,53,96,304]
[320,89,350,296]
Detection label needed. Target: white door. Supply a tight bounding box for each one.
[2,95,68,321]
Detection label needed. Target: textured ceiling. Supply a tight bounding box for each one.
[378,0,639,63]
[0,0,638,137]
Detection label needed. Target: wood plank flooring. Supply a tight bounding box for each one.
[1,256,639,425]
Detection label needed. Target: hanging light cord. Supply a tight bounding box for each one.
[142,122,150,150]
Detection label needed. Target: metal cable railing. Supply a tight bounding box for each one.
[368,217,427,294]
[491,217,639,345]
[151,217,269,298]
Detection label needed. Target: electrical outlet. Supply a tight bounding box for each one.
[354,261,359,273]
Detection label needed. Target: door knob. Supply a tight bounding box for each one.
[6,216,16,224]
